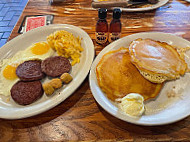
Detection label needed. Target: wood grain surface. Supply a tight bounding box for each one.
[1,0,190,141]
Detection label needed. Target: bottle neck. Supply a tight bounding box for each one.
[99,18,107,21]
[112,18,120,21]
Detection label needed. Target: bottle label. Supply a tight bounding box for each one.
[109,32,121,43]
[95,32,108,44]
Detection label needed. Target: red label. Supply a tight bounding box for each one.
[25,16,46,32]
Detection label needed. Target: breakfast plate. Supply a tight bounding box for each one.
[0,24,94,119]
[93,0,169,12]
[89,32,190,126]
[121,0,169,12]
[184,0,190,2]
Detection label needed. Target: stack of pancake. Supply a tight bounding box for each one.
[96,39,189,101]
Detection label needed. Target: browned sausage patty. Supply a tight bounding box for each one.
[16,60,45,81]
[11,81,44,105]
[41,56,71,77]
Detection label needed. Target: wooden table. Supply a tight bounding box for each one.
[1,0,190,141]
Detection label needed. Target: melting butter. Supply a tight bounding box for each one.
[118,93,145,117]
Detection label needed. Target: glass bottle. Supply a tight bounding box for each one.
[109,8,122,43]
[95,8,108,45]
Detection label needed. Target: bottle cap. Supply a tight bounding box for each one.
[113,8,121,19]
[98,8,107,19]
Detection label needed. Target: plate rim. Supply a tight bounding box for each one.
[89,32,190,126]
[0,24,95,119]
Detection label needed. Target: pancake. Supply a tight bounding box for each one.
[129,38,188,83]
[96,47,163,101]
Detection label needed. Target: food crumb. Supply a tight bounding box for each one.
[7,97,10,102]
[167,90,176,98]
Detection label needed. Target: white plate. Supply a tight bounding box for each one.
[89,32,190,126]
[184,0,190,2]
[121,0,169,12]
[0,24,94,119]
[93,0,169,12]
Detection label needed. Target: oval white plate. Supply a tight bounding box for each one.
[184,0,190,2]
[93,0,169,12]
[0,24,94,119]
[121,0,169,12]
[89,32,190,126]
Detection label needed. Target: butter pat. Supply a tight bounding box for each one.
[119,93,145,117]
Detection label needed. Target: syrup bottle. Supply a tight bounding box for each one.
[95,8,108,45]
[109,8,122,43]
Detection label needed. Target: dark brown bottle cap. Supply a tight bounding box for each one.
[113,8,121,19]
[98,8,107,19]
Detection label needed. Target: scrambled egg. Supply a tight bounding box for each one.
[47,30,83,66]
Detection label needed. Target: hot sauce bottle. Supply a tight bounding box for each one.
[95,8,108,45]
[109,8,122,43]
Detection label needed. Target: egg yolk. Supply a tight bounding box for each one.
[31,42,50,55]
[3,65,18,80]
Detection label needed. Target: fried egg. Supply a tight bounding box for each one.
[22,42,55,60]
[0,41,55,96]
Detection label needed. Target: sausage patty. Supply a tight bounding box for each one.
[16,60,45,81]
[11,81,44,105]
[41,56,71,77]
